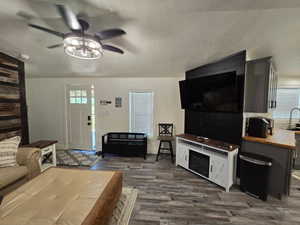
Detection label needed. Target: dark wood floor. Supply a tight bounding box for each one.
[91,155,300,225]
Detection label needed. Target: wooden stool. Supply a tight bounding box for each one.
[156,123,174,163]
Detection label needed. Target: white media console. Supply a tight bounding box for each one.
[176,134,239,192]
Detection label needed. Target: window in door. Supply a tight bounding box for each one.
[69,89,88,104]
[129,91,154,136]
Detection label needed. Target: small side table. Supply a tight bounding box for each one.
[24,140,58,172]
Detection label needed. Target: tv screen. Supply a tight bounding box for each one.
[179,71,242,113]
[179,80,189,109]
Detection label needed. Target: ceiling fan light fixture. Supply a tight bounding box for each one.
[71,39,80,45]
[28,4,126,56]
[63,35,103,60]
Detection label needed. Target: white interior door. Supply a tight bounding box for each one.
[67,85,95,150]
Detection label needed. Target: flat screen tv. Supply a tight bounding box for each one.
[179,71,243,113]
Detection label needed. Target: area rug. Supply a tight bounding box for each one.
[292,170,300,180]
[109,187,138,225]
[56,149,99,167]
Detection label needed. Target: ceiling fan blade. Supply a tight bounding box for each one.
[96,29,126,40]
[55,4,81,31]
[28,24,64,38]
[47,43,63,49]
[17,11,35,20]
[102,44,124,54]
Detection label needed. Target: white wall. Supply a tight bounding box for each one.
[26,76,184,154]
[278,76,300,88]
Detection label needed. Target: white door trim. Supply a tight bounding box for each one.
[64,84,69,150]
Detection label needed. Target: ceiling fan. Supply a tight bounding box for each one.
[28,4,126,59]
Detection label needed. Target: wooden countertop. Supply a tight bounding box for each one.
[176,133,239,152]
[243,129,296,150]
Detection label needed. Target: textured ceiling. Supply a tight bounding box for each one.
[0,0,300,77]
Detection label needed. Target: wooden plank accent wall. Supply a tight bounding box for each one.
[0,52,29,144]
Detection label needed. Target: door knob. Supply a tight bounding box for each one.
[87,122,91,126]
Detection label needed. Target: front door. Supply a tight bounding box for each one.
[67,85,95,150]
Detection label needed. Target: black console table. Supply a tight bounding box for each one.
[102,132,147,159]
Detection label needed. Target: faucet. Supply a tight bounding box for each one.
[288,107,300,129]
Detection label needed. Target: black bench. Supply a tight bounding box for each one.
[102,132,147,159]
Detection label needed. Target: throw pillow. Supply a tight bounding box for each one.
[0,136,21,167]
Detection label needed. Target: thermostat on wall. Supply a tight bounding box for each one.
[115,97,122,108]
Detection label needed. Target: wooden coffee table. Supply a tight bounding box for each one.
[24,140,57,172]
[0,168,122,225]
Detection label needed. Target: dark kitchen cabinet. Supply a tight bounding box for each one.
[244,56,277,113]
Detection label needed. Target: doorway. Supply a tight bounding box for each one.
[66,84,96,150]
